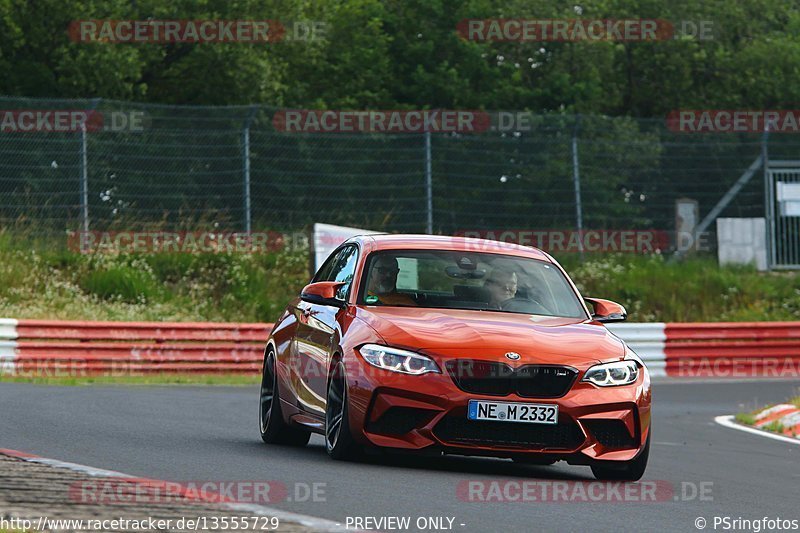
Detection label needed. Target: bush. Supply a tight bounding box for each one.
[1,232,799,323]
[79,264,160,303]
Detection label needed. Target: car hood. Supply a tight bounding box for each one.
[355,306,624,366]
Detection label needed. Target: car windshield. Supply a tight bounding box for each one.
[358,250,587,318]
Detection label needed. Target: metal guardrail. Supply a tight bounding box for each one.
[1,319,796,377]
[0,319,270,374]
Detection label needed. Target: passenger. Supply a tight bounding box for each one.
[367,256,417,306]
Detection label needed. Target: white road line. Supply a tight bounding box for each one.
[714,415,800,446]
[25,457,130,477]
[0,448,349,532]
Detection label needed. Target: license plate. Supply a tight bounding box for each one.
[467,400,558,425]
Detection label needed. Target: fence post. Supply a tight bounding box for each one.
[78,98,101,250]
[425,130,433,234]
[571,115,584,259]
[80,123,88,239]
[242,106,258,234]
[763,125,772,270]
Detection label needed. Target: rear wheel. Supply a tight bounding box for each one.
[590,433,649,481]
[260,348,311,446]
[325,362,361,460]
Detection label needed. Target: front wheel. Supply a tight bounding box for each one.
[590,433,650,481]
[325,362,361,460]
[259,348,311,446]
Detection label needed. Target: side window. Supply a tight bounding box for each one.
[312,247,343,282]
[328,245,359,300]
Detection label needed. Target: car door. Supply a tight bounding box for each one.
[293,244,358,416]
[286,247,339,408]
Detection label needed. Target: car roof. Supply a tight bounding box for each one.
[347,233,552,262]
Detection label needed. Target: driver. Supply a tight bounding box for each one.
[367,256,417,306]
[484,267,518,308]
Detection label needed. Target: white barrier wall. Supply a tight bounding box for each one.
[0,318,18,340]
[0,319,18,374]
[606,323,666,377]
[717,217,767,271]
[312,223,381,270]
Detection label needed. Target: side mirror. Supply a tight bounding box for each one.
[300,281,347,308]
[585,298,627,323]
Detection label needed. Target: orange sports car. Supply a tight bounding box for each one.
[259,234,651,480]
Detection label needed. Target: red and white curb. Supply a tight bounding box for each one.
[0,448,347,532]
[752,403,800,438]
[714,415,800,445]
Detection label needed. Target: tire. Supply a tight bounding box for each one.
[325,361,361,460]
[259,348,311,446]
[590,433,650,481]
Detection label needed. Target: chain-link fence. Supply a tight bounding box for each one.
[1,97,793,252]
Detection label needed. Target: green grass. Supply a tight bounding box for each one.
[734,412,757,426]
[1,231,800,323]
[557,253,800,322]
[0,373,260,386]
[0,229,309,323]
[762,420,786,433]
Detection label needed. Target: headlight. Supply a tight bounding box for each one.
[358,344,441,375]
[582,360,639,387]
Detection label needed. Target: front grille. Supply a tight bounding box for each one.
[446,360,578,398]
[434,410,585,450]
[447,360,514,395]
[365,407,436,436]
[515,366,579,397]
[584,420,637,449]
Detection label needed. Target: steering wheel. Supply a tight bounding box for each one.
[500,297,553,315]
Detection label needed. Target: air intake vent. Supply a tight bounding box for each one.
[584,420,637,449]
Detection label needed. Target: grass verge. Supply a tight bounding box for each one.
[1,231,800,322]
[0,229,310,323]
[559,253,800,322]
[734,412,756,426]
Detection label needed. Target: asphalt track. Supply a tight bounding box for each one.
[2,379,799,532]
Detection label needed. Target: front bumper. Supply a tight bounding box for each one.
[347,356,651,463]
